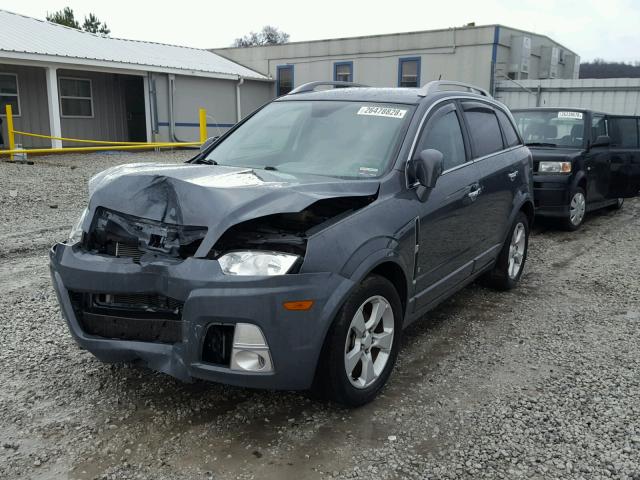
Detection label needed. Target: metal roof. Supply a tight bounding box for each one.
[0,9,268,80]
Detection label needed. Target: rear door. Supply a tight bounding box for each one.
[607,116,640,198]
[460,101,515,267]
[412,101,483,310]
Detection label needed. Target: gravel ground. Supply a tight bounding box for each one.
[0,152,639,480]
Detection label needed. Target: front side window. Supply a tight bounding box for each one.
[0,73,20,116]
[398,57,420,88]
[334,62,353,83]
[512,110,586,148]
[276,65,294,96]
[609,117,639,148]
[205,101,414,179]
[59,77,93,117]
[416,106,466,171]
[462,104,504,158]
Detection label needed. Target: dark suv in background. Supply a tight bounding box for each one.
[51,81,534,406]
[512,108,640,230]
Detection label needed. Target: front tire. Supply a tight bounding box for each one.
[483,212,529,291]
[316,275,402,407]
[562,187,587,231]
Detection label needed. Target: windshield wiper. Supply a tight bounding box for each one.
[525,142,557,147]
[195,158,218,165]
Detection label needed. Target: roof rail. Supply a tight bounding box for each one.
[288,81,369,95]
[419,80,491,97]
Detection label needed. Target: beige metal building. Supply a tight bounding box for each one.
[213,25,579,97]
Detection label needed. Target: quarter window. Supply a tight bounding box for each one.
[591,114,607,141]
[59,77,93,117]
[276,65,294,96]
[416,107,466,171]
[334,62,353,83]
[462,104,504,158]
[496,109,521,147]
[0,73,20,116]
[398,58,421,88]
[609,117,639,148]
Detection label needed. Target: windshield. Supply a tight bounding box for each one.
[512,110,586,148]
[204,101,414,179]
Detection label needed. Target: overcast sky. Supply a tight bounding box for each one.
[6,0,640,62]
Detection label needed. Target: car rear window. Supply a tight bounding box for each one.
[462,103,504,158]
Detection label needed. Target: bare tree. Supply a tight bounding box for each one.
[233,26,290,47]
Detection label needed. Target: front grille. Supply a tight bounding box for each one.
[69,291,184,344]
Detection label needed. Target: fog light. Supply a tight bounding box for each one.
[230,323,273,372]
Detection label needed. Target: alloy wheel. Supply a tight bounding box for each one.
[344,295,394,389]
[508,222,526,279]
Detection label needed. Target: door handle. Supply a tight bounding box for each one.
[508,171,519,181]
[467,185,482,201]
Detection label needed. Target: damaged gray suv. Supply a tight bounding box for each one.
[50,80,534,406]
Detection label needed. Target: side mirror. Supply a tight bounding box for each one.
[413,149,443,188]
[200,136,220,152]
[591,135,611,148]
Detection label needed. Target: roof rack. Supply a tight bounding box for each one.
[419,80,491,98]
[288,81,369,95]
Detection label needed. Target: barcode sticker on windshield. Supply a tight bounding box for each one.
[357,106,407,119]
[558,111,583,120]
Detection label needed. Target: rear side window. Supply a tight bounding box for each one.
[496,109,521,147]
[416,107,466,171]
[609,117,639,148]
[462,104,504,158]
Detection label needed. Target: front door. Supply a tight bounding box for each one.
[584,113,610,203]
[607,116,640,198]
[411,102,482,311]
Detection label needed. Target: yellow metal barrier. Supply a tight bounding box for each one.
[1,105,210,159]
[6,104,15,160]
[199,108,208,143]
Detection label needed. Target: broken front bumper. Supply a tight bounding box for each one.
[49,243,353,390]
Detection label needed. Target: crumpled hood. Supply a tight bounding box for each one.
[86,162,380,256]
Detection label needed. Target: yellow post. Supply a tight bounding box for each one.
[199,108,207,143]
[5,104,16,161]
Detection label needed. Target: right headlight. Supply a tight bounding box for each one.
[67,208,88,245]
[218,251,300,276]
[538,161,572,173]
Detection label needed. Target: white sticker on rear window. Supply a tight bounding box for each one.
[357,106,407,119]
[558,111,583,120]
[358,167,379,176]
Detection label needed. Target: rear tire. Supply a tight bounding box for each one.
[609,198,624,210]
[315,275,402,407]
[483,212,529,291]
[561,187,587,231]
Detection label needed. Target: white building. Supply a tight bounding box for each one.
[0,9,273,148]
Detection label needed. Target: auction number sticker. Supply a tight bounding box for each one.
[357,106,407,119]
[557,111,583,120]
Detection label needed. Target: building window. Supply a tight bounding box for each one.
[59,77,93,117]
[333,61,353,83]
[0,73,20,116]
[398,57,421,88]
[276,65,294,96]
